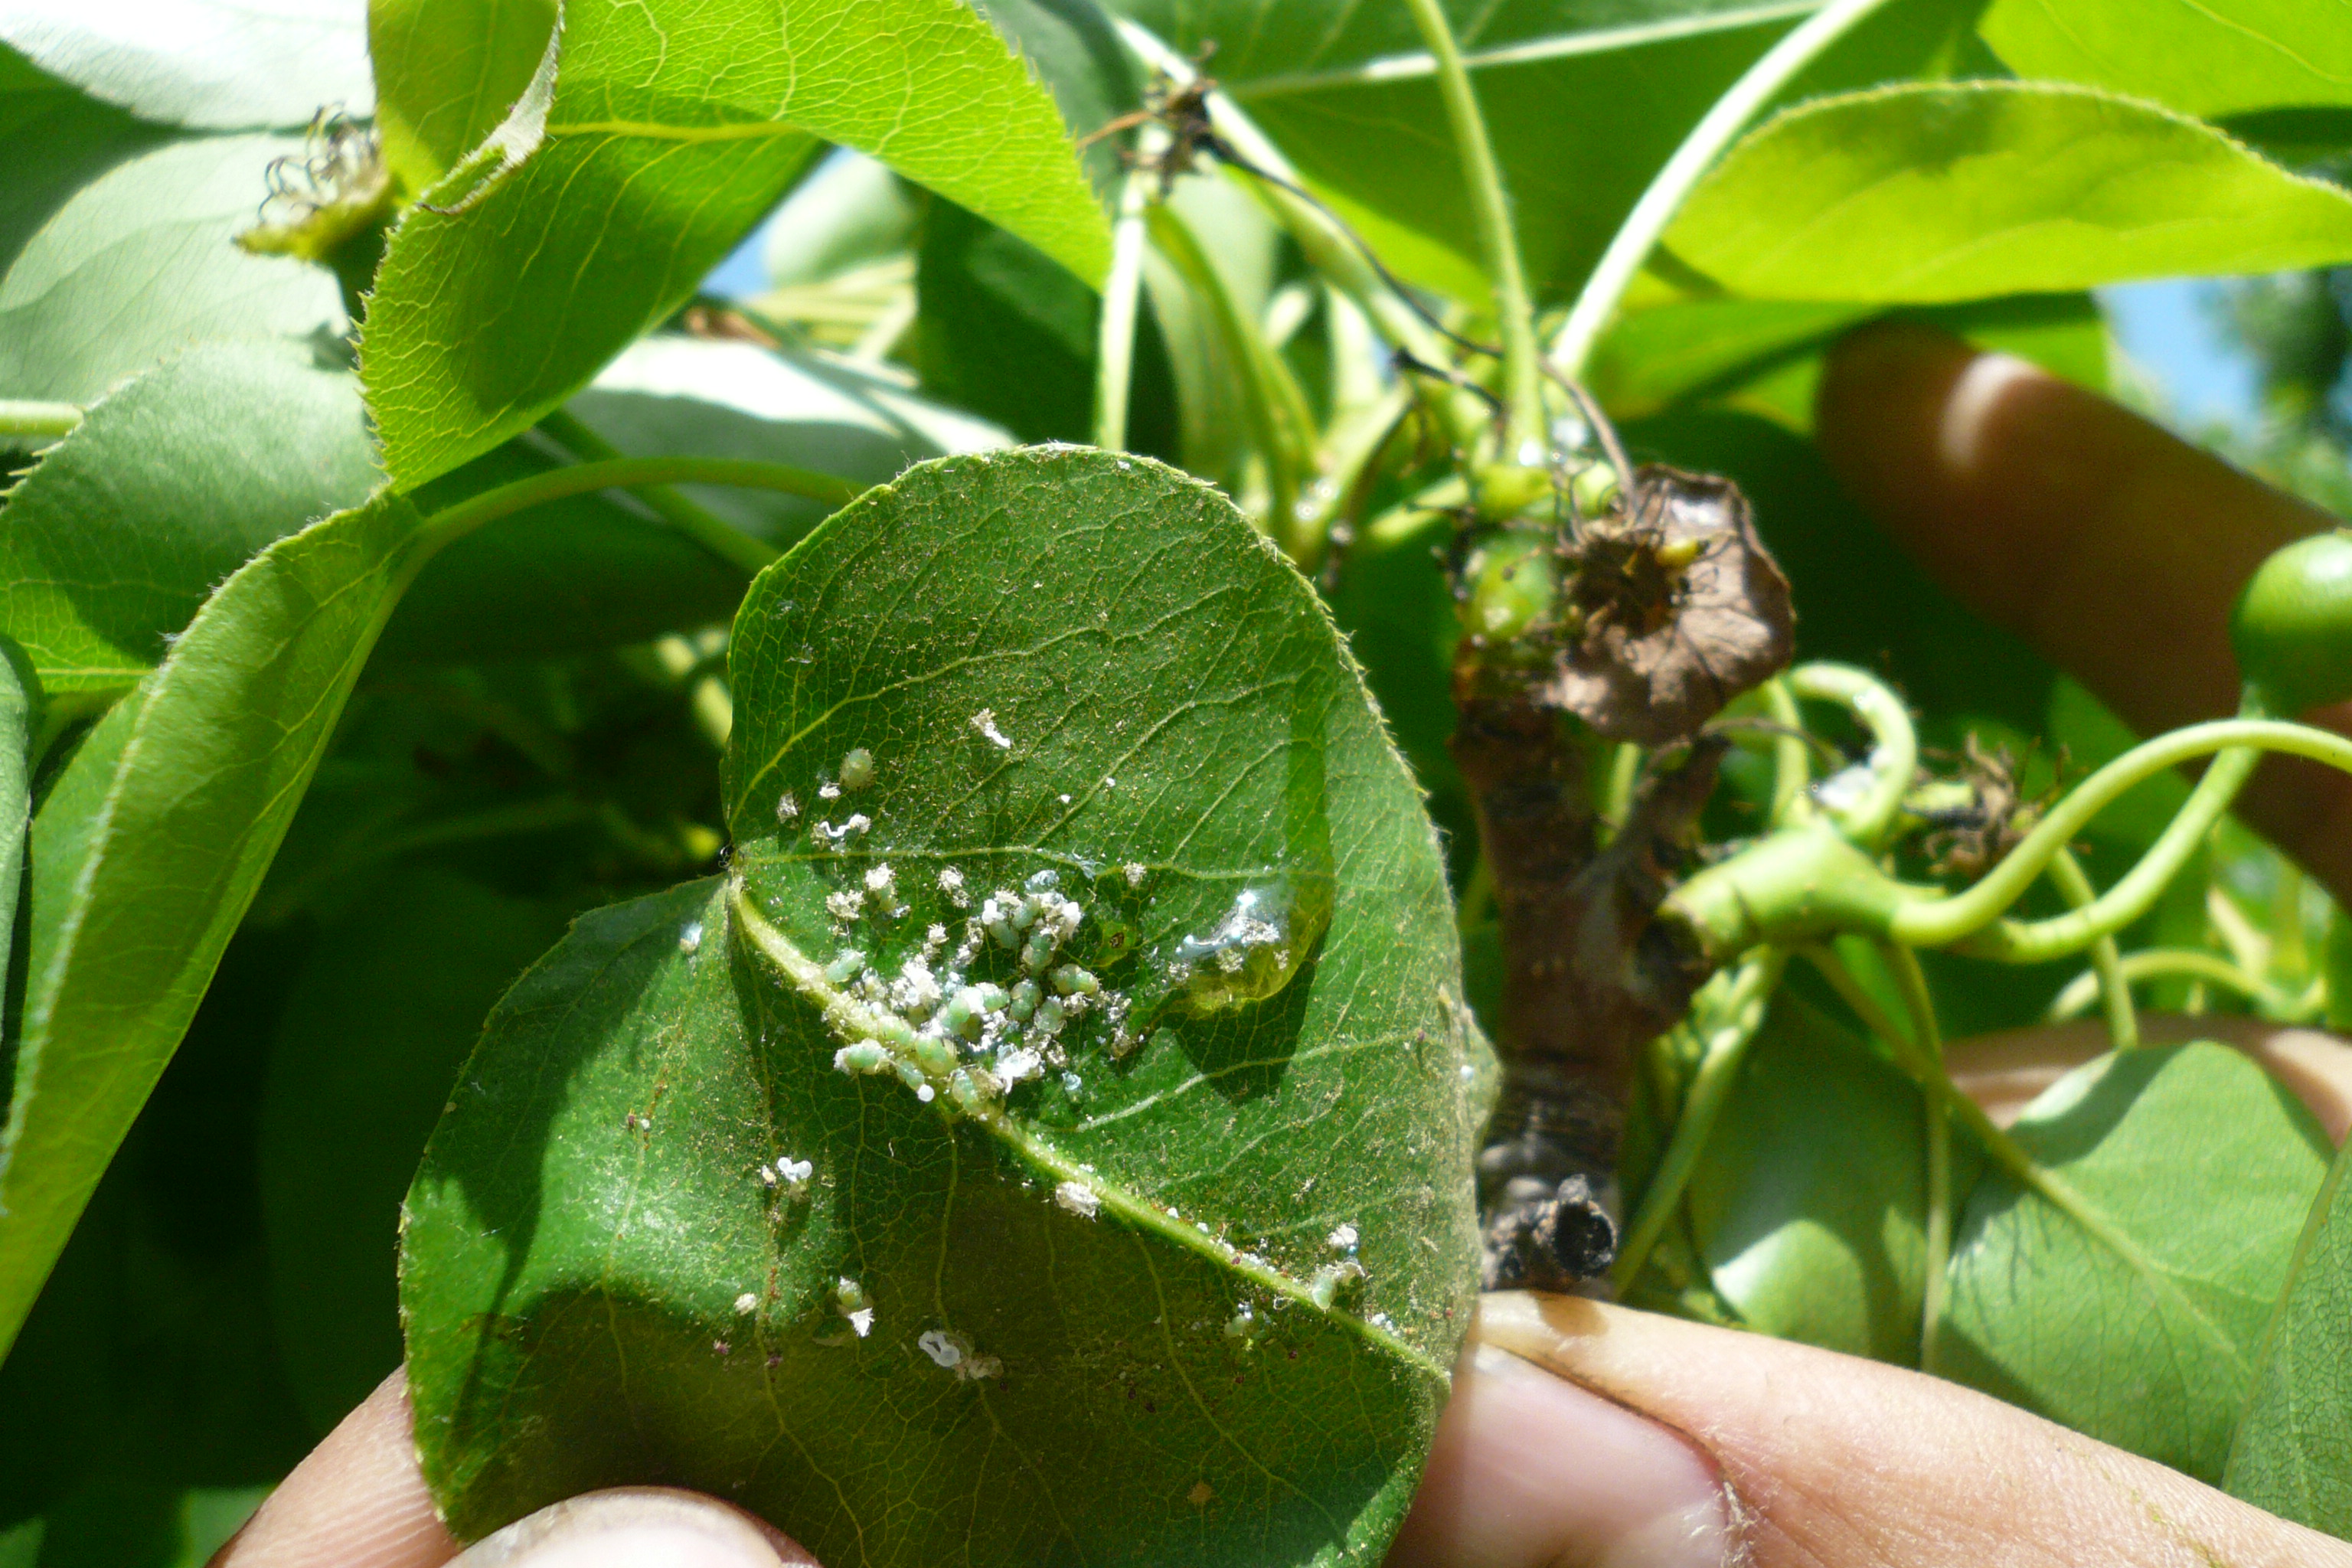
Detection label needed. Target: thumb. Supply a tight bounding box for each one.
[1394,1292,2352,1568]
[449,1491,814,1568]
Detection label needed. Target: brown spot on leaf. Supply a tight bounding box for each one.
[1546,466,1794,745]
[1187,1481,1214,1507]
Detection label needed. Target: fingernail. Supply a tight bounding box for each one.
[1390,1344,1731,1568]
[452,1488,802,1568]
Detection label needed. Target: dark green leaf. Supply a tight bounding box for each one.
[362,0,1112,489]
[1668,83,2352,303]
[367,0,556,189]
[2226,1131,2352,1537]
[402,448,1485,1562]
[0,642,28,1029]
[1933,1043,2332,1483]
[260,869,574,1432]
[0,491,431,1357]
[1980,0,2352,121]
[0,342,380,705]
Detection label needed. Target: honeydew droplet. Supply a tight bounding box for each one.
[1171,875,1334,1013]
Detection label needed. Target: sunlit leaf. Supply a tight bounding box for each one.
[0,0,369,130]
[1668,83,2352,303]
[1980,0,2352,122]
[363,0,1112,488]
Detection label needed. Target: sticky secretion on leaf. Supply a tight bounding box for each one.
[400,448,1487,1566]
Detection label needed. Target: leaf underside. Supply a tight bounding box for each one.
[401,447,1488,1564]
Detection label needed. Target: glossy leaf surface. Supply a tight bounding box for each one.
[1934,1043,2331,1484]
[1668,83,2352,303]
[363,0,1112,489]
[402,447,1485,1563]
[2226,1132,2352,1537]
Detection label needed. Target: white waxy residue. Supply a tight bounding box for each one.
[970,708,1014,749]
[1055,1180,1100,1218]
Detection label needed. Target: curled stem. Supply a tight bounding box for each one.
[1762,675,1811,828]
[1550,0,1901,380]
[1399,0,1545,444]
[2048,949,2304,1023]
[1609,949,1787,1292]
[2047,847,2138,1049]
[1789,662,1916,849]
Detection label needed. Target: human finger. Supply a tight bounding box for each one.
[1813,321,2352,900]
[1948,1012,2352,1140]
[1420,1292,2352,1568]
[210,1370,814,1568]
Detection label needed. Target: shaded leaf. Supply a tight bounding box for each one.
[2225,1130,2352,1537]
[1933,1043,2331,1483]
[0,342,381,705]
[401,447,1485,1563]
[1684,996,1978,1364]
[260,869,574,1432]
[0,128,344,407]
[0,491,434,1357]
[1980,0,2352,122]
[367,0,556,190]
[0,0,370,130]
[1668,83,2352,303]
[363,0,1112,488]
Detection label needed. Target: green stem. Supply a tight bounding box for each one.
[1880,939,1952,1366]
[1400,0,1544,445]
[1550,0,1901,380]
[415,456,856,557]
[1609,949,1786,1291]
[1111,21,1479,446]
[1762,676,1811,828]
[2047,949,2301,1023]
[2047,847,2139,1049]
[0,400,83,440]
[1909,745,2259,959]
[1146,201,1314,546]
[1094,139,1162,451]
[536,410,792,575]
[1790,662,1916,849]
[1598,741,1643,844]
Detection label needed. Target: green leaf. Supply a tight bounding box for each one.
[0,342,381,704]
[1685,996,1975,1364]
[362,0,1112,489]
[1980,0,2352,122]
[1668,82,2352,303]
[260,869,575,1432]
[383,335,1007,664]
[401,447,1485,1560]
[0,129,345,407]
[1116,0,1994,299]
[0,491,432,1359]
[1933,1043,2333,1483]
[2227,1127,2352,1537]
[0,642,28,1019]
[367,0,557,190]
[0,0,371,129]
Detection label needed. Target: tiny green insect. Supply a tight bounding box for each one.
[840,747,877,791]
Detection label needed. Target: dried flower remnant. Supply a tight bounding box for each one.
[1545,468,1794,746]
